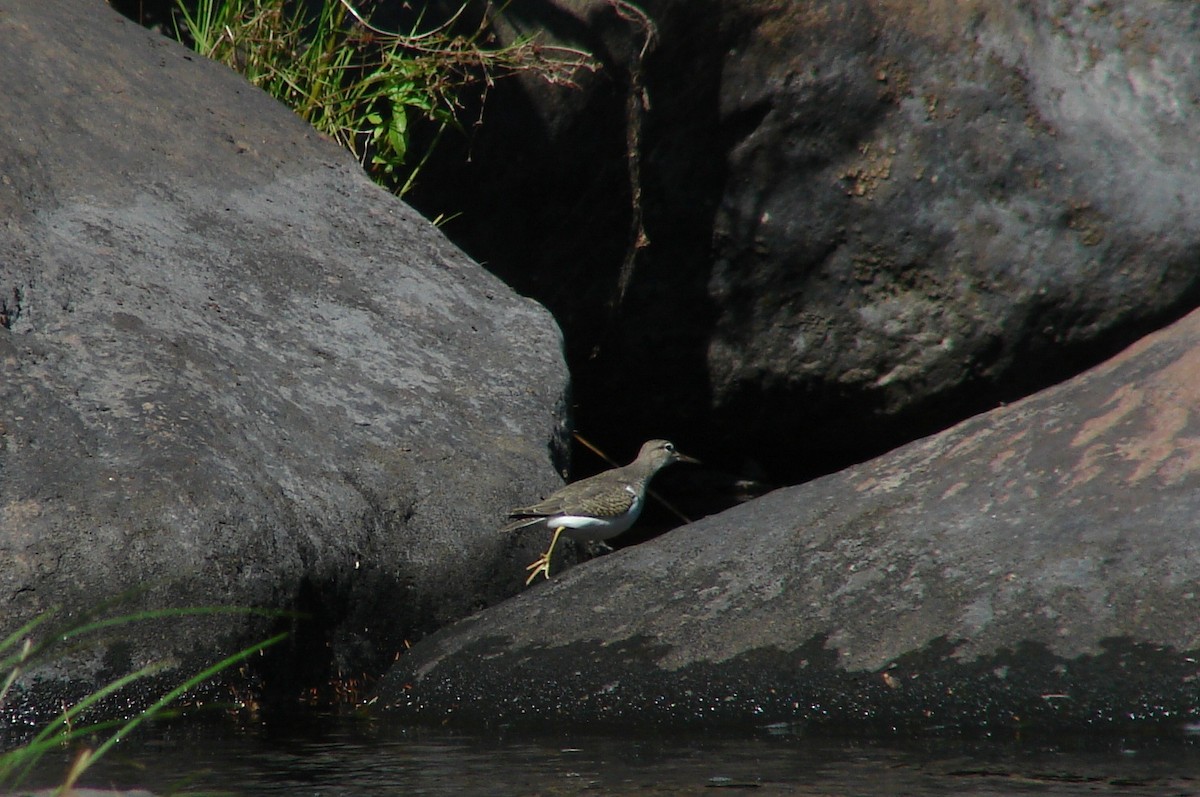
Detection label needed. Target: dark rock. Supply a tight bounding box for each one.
[0,0,568,703]
[375,307,1200,733]
[408,0,1200,484]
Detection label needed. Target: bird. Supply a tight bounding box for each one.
[502,439,699,584]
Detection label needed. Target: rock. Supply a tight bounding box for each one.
[0,0,568,705]
[408,0,1200,484]
[375,307,1200,732]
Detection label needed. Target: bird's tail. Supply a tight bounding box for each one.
[499,515,544,533]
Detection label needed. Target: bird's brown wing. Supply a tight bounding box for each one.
[502,469,638,528]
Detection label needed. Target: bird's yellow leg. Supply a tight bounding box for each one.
[525,526,565,585]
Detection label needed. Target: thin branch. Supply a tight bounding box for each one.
[607,1,658,315]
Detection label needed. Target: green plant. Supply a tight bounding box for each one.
[0,607,288,794]
[172,0,596,194]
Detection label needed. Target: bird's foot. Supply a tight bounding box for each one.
[523,527,564,586]
[524,554,552,585]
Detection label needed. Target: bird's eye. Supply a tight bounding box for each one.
[664,443,675,451]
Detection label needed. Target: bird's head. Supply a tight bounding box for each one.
[638,439,700,471]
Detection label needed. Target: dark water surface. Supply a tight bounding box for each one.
[19,716,1200,796]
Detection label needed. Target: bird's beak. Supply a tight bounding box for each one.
[677,452,702,465]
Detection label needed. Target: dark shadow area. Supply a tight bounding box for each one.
[395,2,738,528]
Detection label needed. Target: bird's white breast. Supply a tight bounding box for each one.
[547,489,643,541]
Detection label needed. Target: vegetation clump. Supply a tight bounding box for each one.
[173,0,596,194]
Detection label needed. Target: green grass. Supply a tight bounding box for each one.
[172,0,595,195]
[0,606,288,794]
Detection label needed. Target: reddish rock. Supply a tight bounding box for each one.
[377,307,1200,732]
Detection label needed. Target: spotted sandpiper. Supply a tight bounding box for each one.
[502,439,699,584]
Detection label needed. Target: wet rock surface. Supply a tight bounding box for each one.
[377,307,1200,732]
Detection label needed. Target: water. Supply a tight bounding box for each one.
[17,715,1200,796]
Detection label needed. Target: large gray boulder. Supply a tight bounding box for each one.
[0,0,567,700]
[376,306,1200,732]
[410,0,1200,484]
